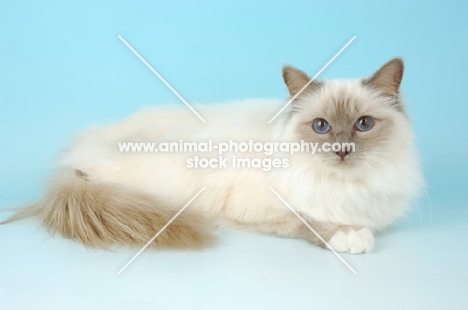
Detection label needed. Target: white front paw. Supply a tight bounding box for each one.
[327,228,374,254]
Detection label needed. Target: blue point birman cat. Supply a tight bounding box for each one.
[2,58,422,254]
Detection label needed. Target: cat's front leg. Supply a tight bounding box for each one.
[284,216,374,254]
[322,225,375,254]
[241,211,374,254]
[295,219,375,254]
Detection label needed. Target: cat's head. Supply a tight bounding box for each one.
[283,58,415,175]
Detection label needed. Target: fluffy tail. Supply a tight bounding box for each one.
[0,169,215,249]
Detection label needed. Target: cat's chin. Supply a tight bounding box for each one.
[326,157,362,174]
[332,158,354,167]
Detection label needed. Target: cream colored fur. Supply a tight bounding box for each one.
[1,58,423,253]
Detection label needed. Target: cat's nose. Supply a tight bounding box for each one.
[336,149,350,160]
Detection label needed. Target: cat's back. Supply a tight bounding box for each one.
[112,98,286,141]
[58,98,286,169]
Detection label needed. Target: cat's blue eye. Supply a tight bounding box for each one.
[312,118,331,134]
[355,116,375,132]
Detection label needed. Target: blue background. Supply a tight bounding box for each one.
[1,1,467,309]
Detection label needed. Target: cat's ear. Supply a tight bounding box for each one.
[282,65,319,97]
[366,58,404,97]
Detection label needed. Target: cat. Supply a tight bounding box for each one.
[1,58,423,254]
